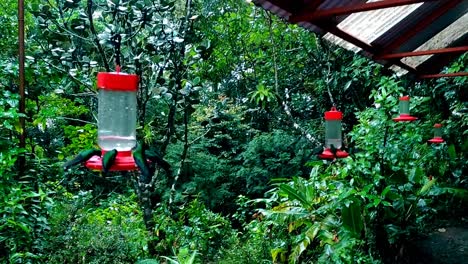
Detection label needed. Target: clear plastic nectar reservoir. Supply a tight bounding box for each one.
[324,107,343,149]
[97,72,139,151]
[399,96,410,115]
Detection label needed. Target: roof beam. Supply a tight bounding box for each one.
[419,72,468,79]
[375,46,468,60]
[380,0,463,54]
[290,0,434,23]
[316,23,418,73]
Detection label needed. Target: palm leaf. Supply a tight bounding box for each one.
[279,184,312,208]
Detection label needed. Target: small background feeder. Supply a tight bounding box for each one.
[393,96,417,122]
[319,107,348,159]
[428,123,445,144]
[86,71,139,171]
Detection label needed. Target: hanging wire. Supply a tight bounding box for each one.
[111,34,122,72]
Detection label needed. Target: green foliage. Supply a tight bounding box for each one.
[0,0,466,263]
[43,191,147,264]
[0,185,55,263]
[237,130,311,197]
[161,248,200,264]
[152,199,236,262]
[252,171,373,264]
[61,124,97,159]
[248,84,278,109]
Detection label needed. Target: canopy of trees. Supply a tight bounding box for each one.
[1,0,466,263]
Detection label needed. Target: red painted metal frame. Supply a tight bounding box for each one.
[375,46,468,60]
[419,72,468,79]
[379,0,464,54]
[316,23,417,73]
[258,0,466,79]
[290,0,435,23]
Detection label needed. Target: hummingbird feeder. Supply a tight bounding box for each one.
[393,96,417,122]
[428,123,445,144]
[319,107,349,159]
[85,69,139,171]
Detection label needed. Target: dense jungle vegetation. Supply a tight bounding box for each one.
[1,0,467,263]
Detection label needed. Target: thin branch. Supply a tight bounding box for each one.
[169,100,190,205]
[56,117,96,125]
[189,128,211,145]
[266,12,279,94]
[41,59,94,92]
[87,0,111,72]
[282,88,320,145]
[325,63,335,106]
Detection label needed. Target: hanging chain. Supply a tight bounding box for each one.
[111,34,122,72]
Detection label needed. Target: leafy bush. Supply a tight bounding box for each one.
[0,184,55,263]
[43,191,147,264]
[152,199,237,262]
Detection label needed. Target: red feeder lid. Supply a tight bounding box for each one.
[85,150,138,171]
[393,114,418,122]
[97,72,139,91]
[434,123,442,128]
[428,137,445,144]
[400,96,410,101]
[324,107,343,120]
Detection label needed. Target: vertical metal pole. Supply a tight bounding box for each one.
[18,0,26,173]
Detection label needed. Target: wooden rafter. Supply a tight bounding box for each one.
[316,23,418,73]
[290,0,435,23]
[419,72,468,79]
[375,46,468,60]
[379,0,464,54]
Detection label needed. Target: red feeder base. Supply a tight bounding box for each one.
[319,148,335,159]
[85,150,137,171]
[428,137,445,144]
[336,150,349,158]
[319,148,349,159]
[393,114,418,122]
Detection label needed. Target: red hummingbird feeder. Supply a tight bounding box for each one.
[393,96,417,122]
[428,123,445,144]
[85,68,139,171]
[319,107,349,159]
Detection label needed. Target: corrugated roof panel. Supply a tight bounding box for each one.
[389,65,409,76]
[402,12,468,68]
[297,21,323,34]
[323,32,362,53]
[253,0,292,19]
[371,1,445,48]
[253,0,468,76]
[375,1,468,52]
[317,0,365,10]
[336,1,423,45]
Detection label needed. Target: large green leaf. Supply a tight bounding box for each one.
[279,184,311,208]
[447,144,457,160]
[418,178,436,196]
[341,198,363,237]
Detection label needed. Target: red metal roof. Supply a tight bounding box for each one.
[253,0,468,79]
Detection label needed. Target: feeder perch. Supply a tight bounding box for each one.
[319,107,349,159]
[428,123,445,144]
[86,71,139,171]
[393,96,417,122]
